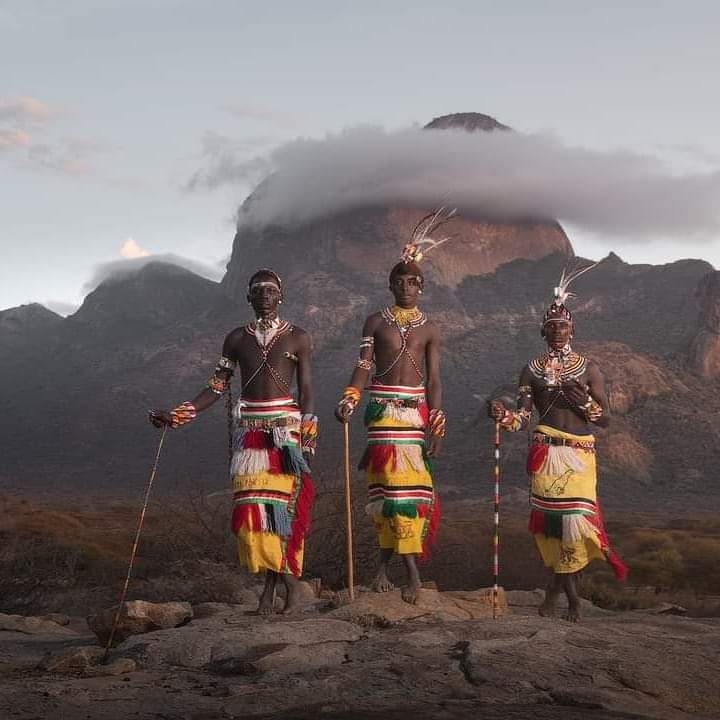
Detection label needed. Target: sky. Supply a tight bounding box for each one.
[1,0,719,314]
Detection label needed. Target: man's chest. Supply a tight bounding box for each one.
[235,328,296,366]
[374,324,428,353]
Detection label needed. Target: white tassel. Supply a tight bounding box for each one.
[365,499,384,517]
[539,445,586,476]
[382,404,423,427]
[395,444,426,473]
[230,448,270,477]
[563,514,598,544]
[273,426,292,448]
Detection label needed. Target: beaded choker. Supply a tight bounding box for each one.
[383,305,426,329]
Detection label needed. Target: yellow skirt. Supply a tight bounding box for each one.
[530,425,604,574]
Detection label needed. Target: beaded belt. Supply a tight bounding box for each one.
[237,416,299,429]
[532,433,595,452]
[370,396,425,409]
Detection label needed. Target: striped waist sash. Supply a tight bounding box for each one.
[234,396,300,423]
[530,494,597,516]
[368,484,433,504]
[367,426,425,446]
[368,384,426,404]
[233,396,301,447]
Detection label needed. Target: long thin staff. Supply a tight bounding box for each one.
[103,425,168,660]
[492,421,501,619]
[343,422,355,601]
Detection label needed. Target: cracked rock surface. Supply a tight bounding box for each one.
[0,589,718,719]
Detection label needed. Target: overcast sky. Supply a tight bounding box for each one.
[2,0,719,314]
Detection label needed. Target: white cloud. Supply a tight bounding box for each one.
[195,124,720,243]
[83,255,223,293]
[120,238,150,259]
[0,128,30,150]
[0,96,52,125]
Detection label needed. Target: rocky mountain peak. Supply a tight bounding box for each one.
[424,112,511,132]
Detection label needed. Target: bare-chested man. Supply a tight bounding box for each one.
[150,269,316,615]
[335,259,444,605]
[488,268,627,621]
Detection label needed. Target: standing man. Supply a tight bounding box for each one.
[335,214,450,605]
[150,269,317,615]
[488,266,626,622]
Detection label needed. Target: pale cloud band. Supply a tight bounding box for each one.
[192,125,720,243]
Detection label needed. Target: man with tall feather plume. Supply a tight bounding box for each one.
[489,264,627,622]
[335,209,452,604]
[150,269,316,615]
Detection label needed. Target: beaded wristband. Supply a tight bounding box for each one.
[170,401,197,428]
[428,408,447,438]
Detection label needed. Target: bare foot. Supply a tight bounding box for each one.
[281,575,301,615]
[538,590,559,617]
[564,603,581,623]
[257,572,277,616]
[401,580,421,605]
[371,569,395,593]
[257,593,275,616]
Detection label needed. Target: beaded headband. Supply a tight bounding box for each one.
[248,268,282,291]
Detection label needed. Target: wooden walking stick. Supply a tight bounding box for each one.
[492,420,501,619]
[103,425,168,661]
[343,421,355,601]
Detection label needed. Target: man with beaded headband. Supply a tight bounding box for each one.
[488,264,627,622]
[149,269,316,615]
[335,209,451,605]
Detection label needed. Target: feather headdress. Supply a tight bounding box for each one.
[400,207,457,264]
[543,261,598,324]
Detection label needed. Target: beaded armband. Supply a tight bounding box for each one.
[581,397,603,422]
[356,358,373,371]
[428,408,446,438]
[207,374,228,395]
[300,413,319,455]
[337,386,361,416]
[499,408,531,432]
[359,336,375,350]
[216,356,235,374]
[170,401,197,428]
[207,355,235,395]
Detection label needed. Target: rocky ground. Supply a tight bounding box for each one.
[1,587,718,720]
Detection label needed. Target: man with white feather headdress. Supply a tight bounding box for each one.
[335,209,453,604]
[489,263,627,622]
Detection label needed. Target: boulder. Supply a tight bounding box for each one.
[87,600,193,645]
[326,586,509,626]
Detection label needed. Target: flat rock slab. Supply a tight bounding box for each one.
[88,600,193,645]
[0,613,78,636]
[119,614,363,670]
[326,586,509,625]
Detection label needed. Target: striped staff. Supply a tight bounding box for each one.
[103,424,167,661]
[343,422,355,601]
[492,420,501,619]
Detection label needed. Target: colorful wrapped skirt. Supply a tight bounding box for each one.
[359,384,440,557]
[527,424,626,579]
[230,396,314,576]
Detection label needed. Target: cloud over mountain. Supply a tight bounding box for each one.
[193,125,720,242]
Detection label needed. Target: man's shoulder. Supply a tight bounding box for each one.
[225,325,250,342]
[364,311,384,328]
[288,324,311,339]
